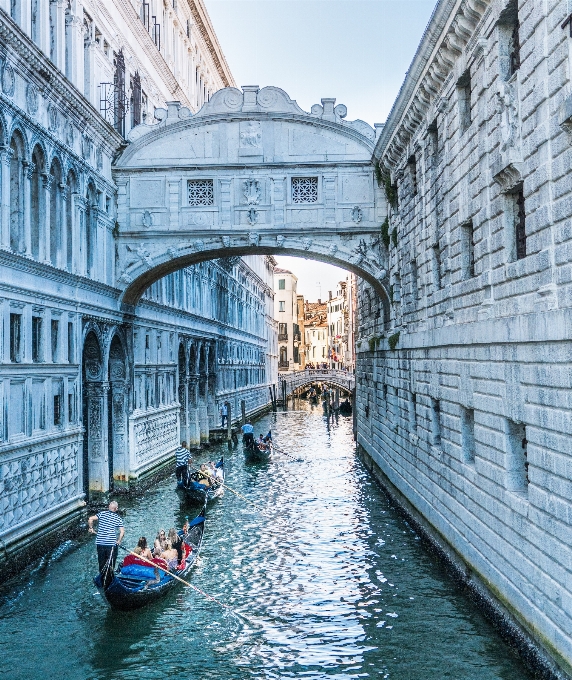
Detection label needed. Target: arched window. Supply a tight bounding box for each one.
[49,159,62,267]
[86,182,97,276]
[66,170,76,271]
[30,145,45,260]
[9,132,25,254]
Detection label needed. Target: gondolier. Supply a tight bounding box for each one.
[175,441,191,485]
[241,421,254,448]
[88,501,124,578]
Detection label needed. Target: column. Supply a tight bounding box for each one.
[41,173,52,264]
[73,194,84,275]
[37,0,51,55]
[179,375,189,444]
[110,380,128,490]
[51,0,67,71]
[187,377,200,448]
[66,5,84,92]
[23,161,33,256]
[0,148,12,250]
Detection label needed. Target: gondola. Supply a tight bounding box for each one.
[94,507,205,611]
[176,457,224,505]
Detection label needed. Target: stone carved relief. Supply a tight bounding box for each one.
[243,179,261,205]
[0,443,80,532]
[240,121,262,147]
[247,208,258,226]
[496,81,520,153]
[351,206,363,223]
[142,210,153,228]
[1,60,15,96]
[134,411,178,465]
[26,83,39,116]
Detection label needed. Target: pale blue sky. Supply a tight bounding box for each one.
[204,0,436,299]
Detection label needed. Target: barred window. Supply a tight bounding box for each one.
[292,177,318,203]
[188,179,214,206]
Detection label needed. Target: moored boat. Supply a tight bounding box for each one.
[94,508,205,611]
[244,440,273,462]
[176,457,224,505]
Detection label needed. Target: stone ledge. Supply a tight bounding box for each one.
[356,442,572,680]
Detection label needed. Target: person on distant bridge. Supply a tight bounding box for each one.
[241,421,254,448]
[220,402,228,428]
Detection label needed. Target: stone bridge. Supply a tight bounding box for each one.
[279,368,355,399]
[113,86,388,311]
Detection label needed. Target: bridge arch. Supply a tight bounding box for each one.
[113,86,389,313]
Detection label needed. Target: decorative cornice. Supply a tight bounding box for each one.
[0,10,124,154]
[187,0,235,89]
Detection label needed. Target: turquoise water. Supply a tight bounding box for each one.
[0,403,531,679]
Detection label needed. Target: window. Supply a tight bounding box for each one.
[51,320,59,363]
[188,179,214,206]
[32,316,42,363]
[10,313,22,363]
[432,245,442,290]
[68,322,74,362]
[293,347,300,364]
[68,385,75,423]
[408,155,418,195]
[278,301,285,312]
[505,188,526,262]
[410,259,418,302]
[431,398,441,447]
[461,407,475,463]
[131,71,142,127]
[461,221,475,279]
[457,69,471,134]
[499,0,520,81]
[428,119,439,168]
[409,393,417,430]
[53,381,63,427]
[506,420,528,492]
[278,279,285,290]
[292,177,318,203]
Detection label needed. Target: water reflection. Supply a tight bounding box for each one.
[0,402,530,680]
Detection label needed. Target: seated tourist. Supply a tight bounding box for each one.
[154,529,168,555]
[160,541,179,570]
[167,528,184,562]
[136,536,153,560]
[197,464,211,486]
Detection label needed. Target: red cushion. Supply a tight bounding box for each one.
[152,557,168,570]
[184,543,192,557]
[123,554,152,567]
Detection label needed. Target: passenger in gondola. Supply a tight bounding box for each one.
[154,529,168,555]
[167,528,184,563]
[197,463,211,486]
[264,430,272,442]
[159,542,179,570]
[134,536,153,561]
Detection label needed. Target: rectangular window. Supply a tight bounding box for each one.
[408,155,418,195]
[428,119,439,168]
[292,177,318,204]
[515,189,526,260]
[51,320,59,363]
[431,398,441,447]
[506,420,528,493]
[461,221,475,280]
[432,245,442,290]
[499,1,520,81]
[32,380,46,430]
[457,70,471,134]
[278,279,285,290]
[32,316,42,363]
[293,347,300,363]
[409,392,417,430]
[461,407,475,463]
[187,179,214,206]
[410,259,418,302]
[68,384,75,424]
[68,322,74,362]
[53,393,62,426]
[10,313,22,363]
[278,301,285,312]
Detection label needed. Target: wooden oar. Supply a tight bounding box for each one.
[118,546,232,611]
[272,444,304,463]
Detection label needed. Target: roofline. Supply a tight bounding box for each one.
[189,0,236,89]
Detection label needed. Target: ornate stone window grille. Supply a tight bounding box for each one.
[292,177,318,203]
[188,179,214,206]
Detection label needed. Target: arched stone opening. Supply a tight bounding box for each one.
[108,334,128,490]
[30,144,44,261]
[9,131,26,254]
[49,157,63,268]
[85,182,97,277]
[178,342,188,444]
[198,344,209,442]
[65,169,76,271]
[187,342,200,448]
[81,330,107,499]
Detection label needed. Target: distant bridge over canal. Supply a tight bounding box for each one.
[278,369,355,401]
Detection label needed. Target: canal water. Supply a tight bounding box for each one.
[0,403,531,680]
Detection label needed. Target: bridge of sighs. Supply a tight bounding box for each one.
[113,86,389,312]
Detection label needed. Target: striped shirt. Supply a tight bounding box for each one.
[95,510,124,546]
[175,446,190,466]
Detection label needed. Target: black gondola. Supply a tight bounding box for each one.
[244,439,273,462]
[176,457,224,505]
[94,508,205,611]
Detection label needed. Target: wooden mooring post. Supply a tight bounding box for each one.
[241,399,246,426]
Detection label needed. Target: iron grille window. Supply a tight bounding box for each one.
[131,71,142,128]
[188,179,214,206]
[292,177,318,203]
[10,313,22,363]
[51,319,59,362]
[32,316,42,363]
[114,50,126,137]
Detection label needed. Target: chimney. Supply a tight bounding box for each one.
[328,291,332,300]
[317,298,321,305]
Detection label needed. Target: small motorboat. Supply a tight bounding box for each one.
[94,508,205,611]
[177,457,224,505]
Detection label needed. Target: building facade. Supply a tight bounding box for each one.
[274,267,302,372]
[357,0,572,675]
[326,275,356,370]
[0,0,276,571]
[303,300,328,368]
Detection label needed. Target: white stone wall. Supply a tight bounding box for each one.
[362,0,572,674]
